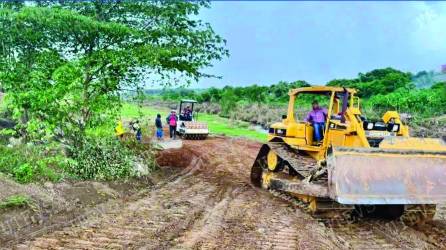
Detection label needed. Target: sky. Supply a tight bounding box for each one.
[194,1,446,88]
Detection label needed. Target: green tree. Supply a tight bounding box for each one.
[0,1,228,143]
[326,67,412,98]
[220,88,237,117]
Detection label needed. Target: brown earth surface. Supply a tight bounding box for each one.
[3,136,446,249]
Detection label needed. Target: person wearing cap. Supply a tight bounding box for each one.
[166,110,178,139]
[304,100,327,143]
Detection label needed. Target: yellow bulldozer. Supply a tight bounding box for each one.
[251,86,446,222]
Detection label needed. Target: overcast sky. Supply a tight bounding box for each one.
[193,1,446,88]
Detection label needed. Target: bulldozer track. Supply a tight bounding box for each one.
[268,142,320,179]
[268,189,311,213]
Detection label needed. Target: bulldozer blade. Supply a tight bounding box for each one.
[327,147,446,205]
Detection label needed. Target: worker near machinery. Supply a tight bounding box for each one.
[166,110,178,139]
[155,114,163,140]
[304,100,327,142]
[115,119,125,140]
[130,120,142,142]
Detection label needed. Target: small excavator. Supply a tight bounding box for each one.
[251,86,446,223]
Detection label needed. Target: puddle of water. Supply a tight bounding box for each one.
[250,124,268,134]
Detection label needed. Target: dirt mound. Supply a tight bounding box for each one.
[156,146,196,169]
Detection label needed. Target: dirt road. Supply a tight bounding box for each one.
[10,137,446,249]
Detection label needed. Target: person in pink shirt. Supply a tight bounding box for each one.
[166,110,178,140]
[304,100,327,142]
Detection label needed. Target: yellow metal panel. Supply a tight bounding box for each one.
[379,137,446,151]
[327,130,345,147]
[305,124,313,145]
[287,123,306,138]
[382,111,401,123]
[289,86,357,96]
[281,137,307,147]
[344,135,367,147]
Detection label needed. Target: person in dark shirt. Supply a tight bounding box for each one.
[155,114,163,140]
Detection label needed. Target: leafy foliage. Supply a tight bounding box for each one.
[0,1,227,144]
[67,137,140,181]
[327,68,413,98]
[0,144,67,183]
[367,82,446,117]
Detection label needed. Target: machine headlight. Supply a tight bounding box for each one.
[391,124,400,132]
[367,123,374,130]
[276,129,286,136]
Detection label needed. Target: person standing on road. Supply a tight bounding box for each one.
[155,114,163,140]
[166,110,178,139]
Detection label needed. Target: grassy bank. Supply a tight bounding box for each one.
[121,103,267,141]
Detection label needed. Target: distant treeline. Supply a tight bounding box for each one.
[150,67,446,118]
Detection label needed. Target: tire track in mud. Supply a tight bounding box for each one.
[14,138,259,249]
[323,220,410,249]
[320,206,446,249]
[10,137,446,249]
[408,221,446,249]
[17,176,216,249]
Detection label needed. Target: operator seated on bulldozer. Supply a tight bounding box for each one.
[304,100,327,143]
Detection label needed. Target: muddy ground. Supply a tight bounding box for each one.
[2,136,446,249]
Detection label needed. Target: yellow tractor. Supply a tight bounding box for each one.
[251,86,446,222]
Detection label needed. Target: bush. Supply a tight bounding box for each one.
[67,137,140,181]
[0,144,66,183]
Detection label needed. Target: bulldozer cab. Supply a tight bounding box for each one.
[269,87,364,159]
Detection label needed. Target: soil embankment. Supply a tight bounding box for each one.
[3,137,446,249]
